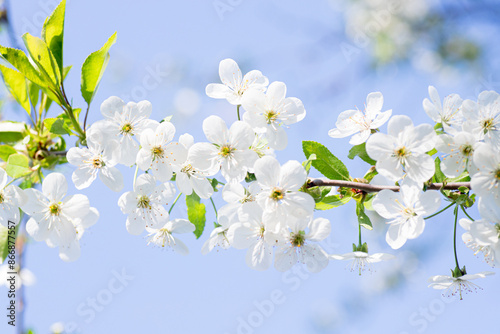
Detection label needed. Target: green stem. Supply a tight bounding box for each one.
[453,205,460,270]
[358,219,362,248]
[237,104,241,121]
[460,205,475,221]
[424,202,454,220]
[168,193,182,215]
[210,197,218,220]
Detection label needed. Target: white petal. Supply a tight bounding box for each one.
[42,173,68,202]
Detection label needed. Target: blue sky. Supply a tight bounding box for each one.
[1,0,499,333]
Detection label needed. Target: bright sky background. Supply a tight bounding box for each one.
[1,0,499,333]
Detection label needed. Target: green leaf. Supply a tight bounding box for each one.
[432,157,446,183]
[43,117,71,135]
[0,145,17,162]
[186,193,206,239]
[356,202,373,230]
[448,171,470,183]
[0,65,31,114]
[0,121,25,143]
[0,223,19,263]
[427,148,437,156]
[28,82,40,109]
[0,46,46,87]
[315,194,351,210]
[63,65,72,80]
[5,153,31,178]
[81,32,117,105]
[22,33,61,87]
[348,143,376,165]
[302,153,316,174]
[363,166,378,182]
[302,141,350,181]
[42,0,66,77]
[161,115,173,123]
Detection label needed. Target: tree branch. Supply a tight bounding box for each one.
[307,178,471,193]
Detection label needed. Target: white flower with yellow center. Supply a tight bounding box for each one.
[274,215,331,273]
[94,96,159,166]
[372,179,441,249]
[146,219,195,255]
[330,251,396,275]
[423,86,463,134]
[329,92,392,145]
[21,173,91,262]
[366,115,437,184]
[117,174,176,235]
[136,122,187,182]
[435,131,481,178]
[471,143,500,201]
[205,58,268,106]
[189,115,258,183]
[242,81,306,150]
[67,135,123,192]
[462,90,500,147]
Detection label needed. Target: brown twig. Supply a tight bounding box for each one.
[307,178,471,193]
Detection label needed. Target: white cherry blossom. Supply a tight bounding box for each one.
[189,116,258,183]
[372,180,441,249]
[435,132,481,178]
[94,96,159,166]
[423,86,463,133]
[218,182,261,225]
[242,81,306,150]
[117,174,176,235]
[428,271,495,300]
[226,203,274,271]
[174,133,216,199]
[201,225,231,255]
[366,115,436,184]
[462,90,500,147]
[274,215,331,273]
[471,143,500,201]
[136,122,187,182]
[146,219,195,255]
[330,251,395,275]
[67,136,123,192]
[253,156,315,231]
[329,92,392,145]
[21,173,91,262]
[0,168,27,227]
[205,58,268,105]
[459,197,500,267]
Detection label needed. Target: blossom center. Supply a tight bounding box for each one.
[137,195,151,209]
[0,192,4,204]
[291,231,306,247]
[460,144,473,157]
[495,224,500,238]
[259,226,265,238]
[402,207,416,219]
[49,203,61,216]
[265,110,278,124]
[152,146,164,159]
[181,164,195,176]
[481,118,494,133]
[495,167,500,181]
[394,146,409,160]
[219,145,235,158]
[270,187,284,201]
[91,157,105,168]
[121,123,133,135]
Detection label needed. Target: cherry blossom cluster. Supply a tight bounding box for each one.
[329,86,500,296]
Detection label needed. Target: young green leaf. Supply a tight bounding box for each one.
[432,157,446,183]
[0,121,25,143]
[81,32,117,105]
[0,65,31,114]
[42,0,66,76]
[43,117,72,135]
[302,141,350,181]
[186,193,206,239]
[5,153,31,178]
[0,223,19,263]
[0,46,46,87]
[348,142,376,165]
[0,145,17,162]
[22,33,61,87]
[356,202,373,230]
[315,194,351,210]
